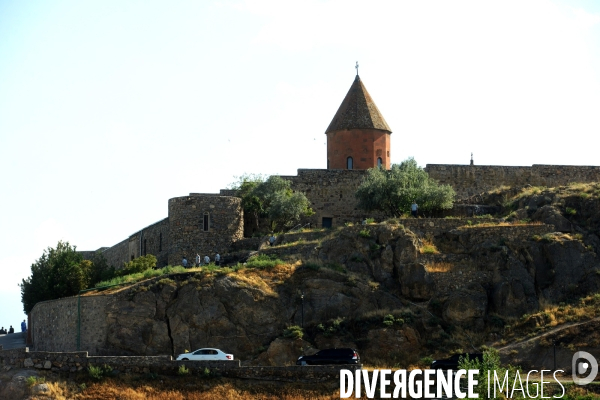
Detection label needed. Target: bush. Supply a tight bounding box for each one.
[178,364,190,376]
[359,229,371,238]
[283,325,304,340]
[88,364,112,380]
[246,254,285,269]
[121,254,157,275]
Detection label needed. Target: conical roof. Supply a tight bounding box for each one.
[325,75,392,134]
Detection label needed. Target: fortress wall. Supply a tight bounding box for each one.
[283,169,385,228]
[426,164,600,199]
[100,218,170,269]
[101,238,129,269]
[168,194,243,265]
[29,295,110,355]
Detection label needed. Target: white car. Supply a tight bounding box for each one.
[176,348,234,361]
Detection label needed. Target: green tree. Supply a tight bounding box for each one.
[120,254,157,275]
[87,251,116,287]
[229,174,314,233]
[20,241,89,314]
[355,158,455,217]
[459,348,520,400]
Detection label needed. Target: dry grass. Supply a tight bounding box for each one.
[419,238,439,254]
[461,221,543,228]
[71,380,339,399]
[425,261,453,273]
[505,293,600,340]
[229,263,299,297]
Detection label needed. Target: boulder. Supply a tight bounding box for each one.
[0,370,37,400]
[443,285,488,327]
[398,263,435,300]
[362,327,421,364]
[532,205,572,232]
[259,337,316,366]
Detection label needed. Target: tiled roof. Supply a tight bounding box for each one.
[325,75,392,134]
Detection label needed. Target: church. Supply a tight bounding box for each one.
[83,73,600,269]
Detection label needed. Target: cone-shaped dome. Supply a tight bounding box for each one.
[325,75,392,134]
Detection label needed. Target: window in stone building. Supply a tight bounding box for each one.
[203,212,210,231]
[347,157,353,170]
[377,157,382,167]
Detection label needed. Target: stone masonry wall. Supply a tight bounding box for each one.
[29,295,110,355]
[168,194,243,266]
[426,164,600,199]
[100,238,129,269]
[0,347,359,381]
[99,218,170,269]
[282,169,385,228]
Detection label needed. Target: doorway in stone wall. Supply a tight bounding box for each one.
[322,217,333,228]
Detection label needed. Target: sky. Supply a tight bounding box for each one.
[1,0,600,328]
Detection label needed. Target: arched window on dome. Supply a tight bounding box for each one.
[347,157,353,170]
[377,157,382,168]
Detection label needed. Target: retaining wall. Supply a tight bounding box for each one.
[426,164,600,199]
[0,348,359,381]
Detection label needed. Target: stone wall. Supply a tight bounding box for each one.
[426,164,600,199]
[29,294,111,355]
[0,347,359,381]
[100,238,129,269]
[167,194,243,266]
[282,169,384,228]
[98,218,170,269]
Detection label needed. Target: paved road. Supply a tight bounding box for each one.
[0,332,26,350]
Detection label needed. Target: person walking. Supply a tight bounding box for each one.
[182,257,188,268]
[21,319,27,339]
[195,254,201,267]
[411,201,418,218]
[269,234,276,246]
[204,255,210,265]
[215,253,221,266]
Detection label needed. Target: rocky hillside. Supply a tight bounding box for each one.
[78,183,600,368]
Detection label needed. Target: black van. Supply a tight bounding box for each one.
[296,348,360,365]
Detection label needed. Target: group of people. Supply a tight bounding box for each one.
[0,320,26,335]
[181,253,221,268]
[0,326,13,334]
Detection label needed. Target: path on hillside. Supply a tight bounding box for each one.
[498,316,600,352]
[0,332,26,350]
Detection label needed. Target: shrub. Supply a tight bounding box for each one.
[359,229,371,238]
[121,254,157,276]
[365,218,375,224]
[283,325,304,340]
[303,261,321,271]
[246,254,285,269]
[383,314,404,327]
[565,207,577,215]
[421,244,438,254]
[26,376,45,387]
[178,364,190,376]
[420,356,434,367]
[88,365,111,380]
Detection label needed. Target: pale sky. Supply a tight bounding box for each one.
[1,0,599,327]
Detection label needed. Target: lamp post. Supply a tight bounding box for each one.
[301,292,304,329]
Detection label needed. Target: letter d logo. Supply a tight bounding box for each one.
[572,351,598,385]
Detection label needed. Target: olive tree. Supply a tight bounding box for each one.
[355,158,455,217]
